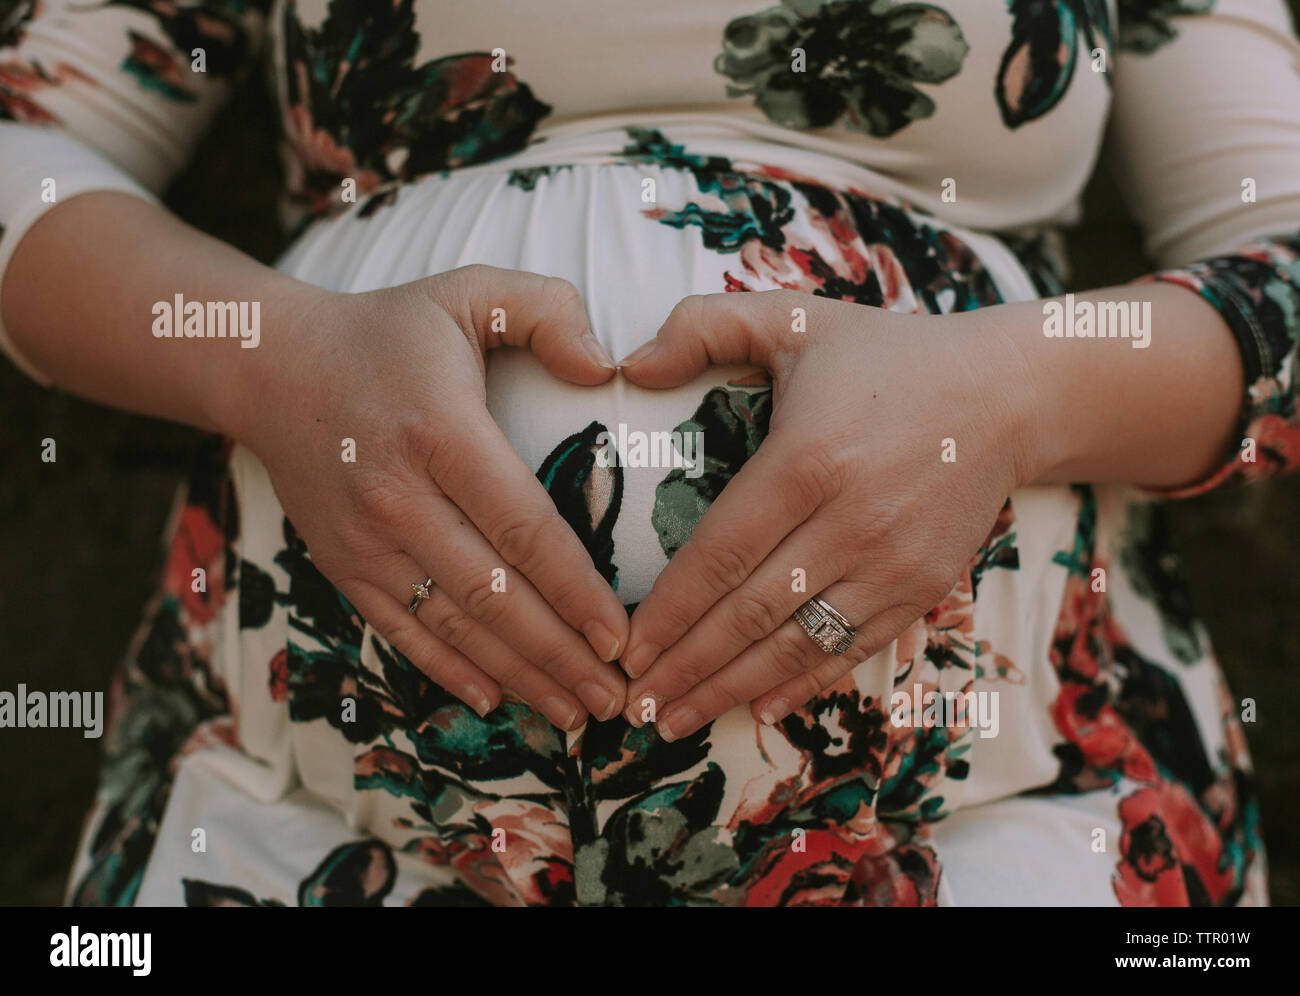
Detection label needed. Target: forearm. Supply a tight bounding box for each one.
[970,282,1244,491]
[1,190,325,435]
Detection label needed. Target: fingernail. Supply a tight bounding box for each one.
[465,686,494,718]
[760,698,790,727]
[658,706,702,743]
[622,642,660,679]
[619,339,658,367]
[624,692,656,728]
[540,695,579,730]
[582,620,621,662]
[577,681,619,722]
[582,331,616,370]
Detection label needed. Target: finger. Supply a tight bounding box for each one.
[399,480,627,721]
[437,264,616,385]
[618,290,798,388]
[338,576,500,718]
[414,578,589,731]
[624,519,847,725]
[653,581,905,742]
[748,601,924,728]
[621,432,830,680]
[385,553,588,730]
[430,408,630,665]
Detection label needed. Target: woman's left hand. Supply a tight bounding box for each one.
[617,290,1043,741]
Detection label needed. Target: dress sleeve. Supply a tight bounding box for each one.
[0,0,272,385]
[1105,0,1300,497]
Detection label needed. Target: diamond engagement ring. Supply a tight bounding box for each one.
[793,597,857,655]
[408,577,433,614]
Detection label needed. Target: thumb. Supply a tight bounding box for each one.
[618,291,787,388]
[434,265,617,386]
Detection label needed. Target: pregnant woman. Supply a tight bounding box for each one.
[2,0,1297,906]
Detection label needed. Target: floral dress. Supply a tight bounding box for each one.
[1,0,1297,906]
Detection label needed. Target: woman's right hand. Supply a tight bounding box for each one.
[229,264,629,730]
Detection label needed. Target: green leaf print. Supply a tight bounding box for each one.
[652,384,774,559]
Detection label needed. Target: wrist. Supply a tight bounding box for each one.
[960,303,1060,491]
[200,278,340,444]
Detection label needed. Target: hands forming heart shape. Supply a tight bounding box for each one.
[235,265,1029,740]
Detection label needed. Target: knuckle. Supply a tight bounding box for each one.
[668,653,716,692]
[431,603,477,649]
[531,636,579,679]
[792,445,845,502]
[670,293,707,333]
[857,498,906,547]
[351,474,409,526]
[423,426,461,482]
[411,648,451,685]
[706,670,748,712]
[394,418,438,473]
[625,590,678,651]
[430,265,473,307]
[492,514,550,568]
[700,540,754,595]
[770,628,816,677]
[537,275,582,318]
[537,567,591,622]
[437,264,490,319]
[729,591,784,643]
[389,629,450,683]
[490,655,529,691]
[454,262,492,285]
[461,572,508,624]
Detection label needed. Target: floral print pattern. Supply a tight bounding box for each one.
[279,0,552,220]
[1045,487,1260,904]
[622,127,1004,311]
[715,0,969,137]
[68,436,237,907]
[5,0,1277,906]
[0,1,35,50]
[1146,231,1300,494]
[995,0,1111,127]
[185,840,398,907]
[70,372,1030,905]
[1,0,269,122]
[109,0,269,100]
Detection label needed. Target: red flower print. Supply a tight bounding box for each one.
[469,799,575,906]
[1113,783,1238,906]
[268,649,289,703]
[163,503,225,624]
[743,830,870,906]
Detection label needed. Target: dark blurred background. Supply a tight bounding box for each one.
[2,20,1299,905]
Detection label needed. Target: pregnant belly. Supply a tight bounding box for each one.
[275,153,1030,605]
[248,151,1076,903]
